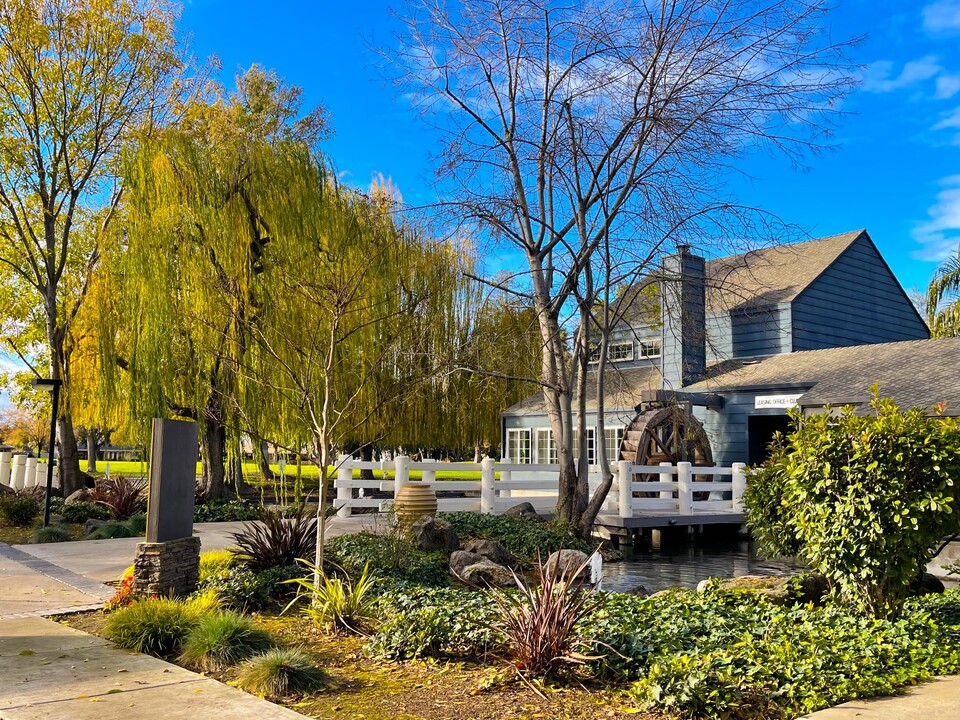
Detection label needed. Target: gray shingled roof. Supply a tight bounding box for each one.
[704,229,865,313]
[503,365,662,415]
[685,337,960,416]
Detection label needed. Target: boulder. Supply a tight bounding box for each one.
[0,483,14,497]
[598,539,624,563]
[544,549,591,580]
[84,518,108,536]
[409,516,460,554]
[628,584,650,597]
[504,502,544,522]
[449,550,485,577]
[460,559,516,588]
[915,572,945,596]
[699,575,792,605]
[463,538,516,568]
[65,488,92,504]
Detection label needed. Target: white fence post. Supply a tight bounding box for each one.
[336,454,352,518]
[480,457,495,513]
[677,461,693,514]
[732,462,747,512]
[0,451,11,486]
[500,468,512,503]
[24,457,37,487]
[11,454,25,490]
[659,461,673,500]
[618,460,633,519]
[394,455,410,497]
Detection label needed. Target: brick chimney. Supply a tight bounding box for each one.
[660,244,706,388]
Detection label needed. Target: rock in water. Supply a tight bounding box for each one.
[409,516,460,553]
[503,502,544,522]
[460,560,516,588]
[449,550,485,577]
[463,538,516,568]
[544,549,591,580]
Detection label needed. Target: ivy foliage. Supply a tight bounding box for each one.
[744,395,960,617]
[439,512,591,567]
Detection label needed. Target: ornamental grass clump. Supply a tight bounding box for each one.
[744,393,960,617]
[199,549,238,582]
[179,610,273,671]
[236,647,327,699]
[90,476,148,520]
[30,523,72,543]
[285,561,379,634]
[489,552,599,677]
[105,598,201,655]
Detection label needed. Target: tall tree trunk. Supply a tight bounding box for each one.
[258,439,275,481]
[57,415,83,493]
[359,443,375,481]
[86,428,100,474]
[200,412,227,499]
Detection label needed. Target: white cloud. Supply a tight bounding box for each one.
[923,1,960,33]
[913,175,960,261]
[862,56,943,93]
[936,74,960,98]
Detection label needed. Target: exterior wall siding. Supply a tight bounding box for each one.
[729,303,791,358]
[792,235,930,350]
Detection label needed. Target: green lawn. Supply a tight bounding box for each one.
[89,460,482,482]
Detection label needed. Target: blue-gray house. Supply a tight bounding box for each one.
[502,230,959,468]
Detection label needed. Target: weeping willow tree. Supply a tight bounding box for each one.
[927,247,960,337]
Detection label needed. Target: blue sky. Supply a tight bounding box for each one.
[178,0,960,296]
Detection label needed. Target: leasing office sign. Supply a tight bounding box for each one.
[754,393,803,409]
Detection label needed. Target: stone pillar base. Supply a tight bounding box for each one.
[132,535,201,598]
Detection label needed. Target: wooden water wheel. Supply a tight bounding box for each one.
[619,404,713,466]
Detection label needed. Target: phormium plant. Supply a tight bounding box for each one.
[90,476,148,520]
[231,506,317,572]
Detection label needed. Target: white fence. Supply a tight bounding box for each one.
[0,451,60,491]
[332,454,747,520]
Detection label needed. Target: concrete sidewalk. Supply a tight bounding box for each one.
[0,544,112,619]
[801,676,960,718]
[0,616,308,719]
[11,515,382,583]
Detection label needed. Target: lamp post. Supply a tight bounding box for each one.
[31,377,63,527]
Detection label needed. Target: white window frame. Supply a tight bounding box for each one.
[607,341,634,362]
[506,428,531,464]
[574,427,597,464]
[603,427,624,463]
[535,427,557,464]
[639,339,662,358]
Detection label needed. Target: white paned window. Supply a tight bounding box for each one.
[506,429,531,464]
[608,341,634,362]
[603,427,624,462]
[574,427,597,464]
[639,339,662,358]
[535,428,557,464]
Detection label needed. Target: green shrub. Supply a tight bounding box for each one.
[744,396,960,617]
[236,647,327,699]
[325,532,448,585]
[199,549,238,582]
[440,512,591,567]
[197,564,300,611]
[194,499,260,523]
[231,506,316,571]
[49,498,110,524]
[287,562,379,634]
[1,496,40,527]
[178,611,273,671]
[86,519,136,539]
[105,598,201,655]
[125,513,147,534]
[367,585,502,659]
[31,523,73,543]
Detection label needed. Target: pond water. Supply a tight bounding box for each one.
[598,538,804,594]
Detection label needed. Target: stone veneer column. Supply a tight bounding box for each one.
[132,536,201,598]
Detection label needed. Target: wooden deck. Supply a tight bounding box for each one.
[596,511,745,530]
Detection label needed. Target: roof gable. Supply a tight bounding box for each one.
[704,230,865,313]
